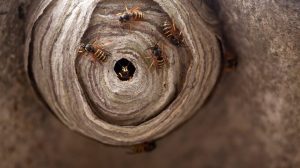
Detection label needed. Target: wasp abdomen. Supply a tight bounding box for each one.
[132,11,143,20]
[162,20,184,46]
[94,49,110,62]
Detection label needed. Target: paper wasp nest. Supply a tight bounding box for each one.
[24,0,221,145]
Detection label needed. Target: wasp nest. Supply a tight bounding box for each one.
[24,0,221,145]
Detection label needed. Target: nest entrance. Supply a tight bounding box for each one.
[114,58,136,81]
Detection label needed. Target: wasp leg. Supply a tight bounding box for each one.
[172,21,176,31]
[149,60,156,70]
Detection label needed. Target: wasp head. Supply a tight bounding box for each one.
[119,13,131,23]
[152,44,162,57]
[121,66,129,73]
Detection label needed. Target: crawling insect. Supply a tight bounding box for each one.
[117,5,144,23]
[217,38,238,72]
[223,50,238,72]
[127,141,156,154]
[145,42,168,69]
[117,65,132,81]
[162,20,184,46]
[78,41,111,63]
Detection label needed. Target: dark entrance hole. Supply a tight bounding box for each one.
[114,58,136,81]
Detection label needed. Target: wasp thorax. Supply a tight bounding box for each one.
[170,37,181,46]
[152,47,162,57]
[85,44,95,52]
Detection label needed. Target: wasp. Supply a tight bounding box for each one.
[162,20,184,46]
[217,38,238,72]
[117,64,132,81]
[117,6,144,23]
[145,42,167,69]
[78,41,111,63]
[223,50,238,72]
[127,141,156,154]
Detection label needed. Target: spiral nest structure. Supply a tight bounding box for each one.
[24,0,221,145]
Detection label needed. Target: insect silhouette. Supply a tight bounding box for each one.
[217,38,238,72]
[145,42,168,69]
[162,20,184,46]
[78,41,111,63]
[117,1,144,30]
[115,58,136,81]
[127,141,156,154]
[118,65,131,81]
[117,63,132,81]
[223,50,238,72]
[117,5,144,23]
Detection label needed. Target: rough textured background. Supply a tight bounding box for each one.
[0,0,299,168]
